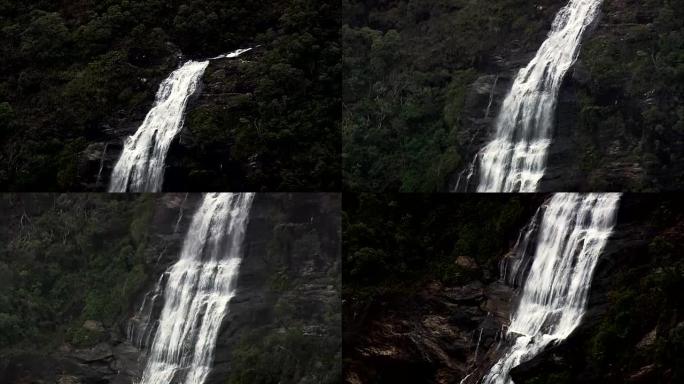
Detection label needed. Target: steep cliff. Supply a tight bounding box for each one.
[454,0,684,192]
[211,193,341,384]
[343,194,543,383]
[344,194,684,384]
[509,195,684,383]
[342,0,684,192]
[0,0,340,191]
[542,0,684,191]
[342,0,570,191]
[0,193,341,384]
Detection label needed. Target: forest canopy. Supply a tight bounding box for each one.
[342,0,684,191]
[0,0,340,191]
[0,194,158,349]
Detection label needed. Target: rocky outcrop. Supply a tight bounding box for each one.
[346,195,683,383]
[0,193,341,384]
[345,269,515,383]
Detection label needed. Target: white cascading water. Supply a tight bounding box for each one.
[473,0,603,192]
[109,48,252,192]
[481,193,620,384]
[132,192,254,384]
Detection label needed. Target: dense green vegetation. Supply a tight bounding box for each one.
[0,194,159,349]
[573,0,684,191]
[0,0,339,191]
[342,0,565,191]
[0,194,342,383]
[173,0,340,191]
[343,194,541,297]
[343,0,684,191]
[588,256,683,381]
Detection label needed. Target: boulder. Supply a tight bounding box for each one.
[628,364,657,383]
[69,343,113,363]
[635,328,657,350]
[442,281,484,304]
[455,256,478,270]
[57,375,81,384]
[82,320,104,332]
[481,282,513,321]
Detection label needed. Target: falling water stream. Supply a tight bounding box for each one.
[109,48,252,192]
[129,193,254,384]
[469,0,603,192]
[480,193,620,384]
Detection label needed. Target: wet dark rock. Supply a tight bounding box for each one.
[571,61,592,85]
[0,351,119,384]
[78,141,123,191]
[111,343,143,380]
[442,281,485,304]
[627,364,658,383]
[509,342,575,383]
[346,264,514,384]
[69,343,113,363]
[449,307,483,329]
[481,282,514,322]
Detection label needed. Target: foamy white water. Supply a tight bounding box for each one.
[482,193,620,384]
[473,1,603,192]
[132,193,254,384]
[109,48,252,192]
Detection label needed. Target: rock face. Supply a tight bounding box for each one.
[448,1,569,191]
[346,195,684,384]
[344,268,515,383]
[76,47,257,192]
[206,193,341,383]
[0,193,341,384]
[452,0,684,192]
[539,8,642,192]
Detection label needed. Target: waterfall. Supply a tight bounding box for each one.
[95,142,110,188]
[473,327,484,362]
[109,48,252,192]
[482,193,620,384]
[131,193,254,384]
[472,0,602,192]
